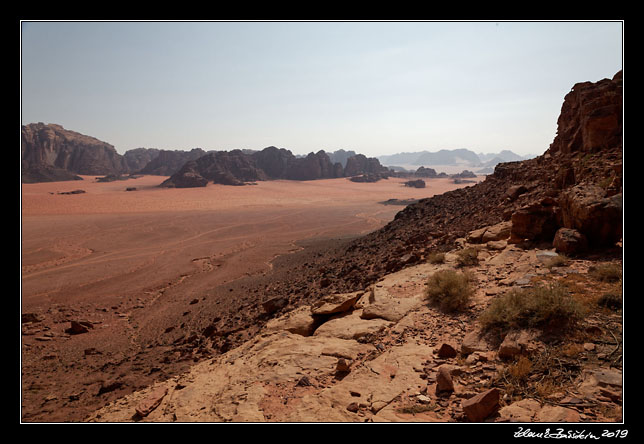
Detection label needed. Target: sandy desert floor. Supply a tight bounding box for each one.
[21,174,482,422]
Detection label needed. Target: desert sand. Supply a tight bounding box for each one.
[21,174,482,422]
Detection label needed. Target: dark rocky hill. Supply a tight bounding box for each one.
[138,148,208,176]
[21,123,128,182]
[161,147,388,187]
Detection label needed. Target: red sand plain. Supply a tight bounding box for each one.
[21,174,482,421]
[22,175,481,309]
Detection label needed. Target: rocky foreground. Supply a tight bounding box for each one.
[86,236,622,422]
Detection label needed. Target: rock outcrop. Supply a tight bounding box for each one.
[548,71,622,155]
[22,123,128,182]
[138,148,207,176]
[344,154,389,177]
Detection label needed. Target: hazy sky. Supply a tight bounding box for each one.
[21,21,623,157]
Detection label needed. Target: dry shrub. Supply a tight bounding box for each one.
[455,247,479,267]
[508,356,533,382]
[597,292,622,310]
[427,252,445,264]
[589,263,622,283]
[479,283,585,332]
[424,269,474,313]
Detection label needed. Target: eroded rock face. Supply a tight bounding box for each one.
[548,70,622,155]
[559,185,622,247]
[22,123,128,181]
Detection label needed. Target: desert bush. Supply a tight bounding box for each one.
[455,247,479,267]
[597,292,622,310]
[427,252,445,264]
[424,269,474,312]
[589,263,622,283]
[479,283,585,332]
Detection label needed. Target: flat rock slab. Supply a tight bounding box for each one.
[360,295,423,322]
[135,387,168,418]
[313,311,392,340]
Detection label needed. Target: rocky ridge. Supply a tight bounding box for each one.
[85,70,623,423]
[86,239,622,422]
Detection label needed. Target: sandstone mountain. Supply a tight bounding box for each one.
[161,147,387,187]
[21,123,128,183]
[122,148,161,173]
[137,148,208,176]
[21,123,387,185]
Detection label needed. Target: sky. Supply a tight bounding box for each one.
[20,21,623,157]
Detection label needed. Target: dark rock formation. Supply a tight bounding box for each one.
[415,166,439,178]
[344,154,389,177]
[548,70,622,155]
[285,150,339,181]
[252,146,294,179]
[404,179,426,188]
[22,123,128,182]
[122,148,161,172]
[161,150,267,187]
[327,149,357,168]
[138,148,207,176]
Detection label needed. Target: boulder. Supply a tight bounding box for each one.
[559,184,622,246]
[461,329,490,355]
[506,184,528,201]
[510,203,559,243]
[311,291,363,316]
[467,221,512,244]
[404,179,426,188]
[262,296,289,314]
[264,306,317,336]
[462,388,500,422]
[435,365,455,395]
[553,227,588,254]
[135,387,168,418]
[436,342,458,358]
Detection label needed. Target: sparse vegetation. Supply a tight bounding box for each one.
[597,292,622,310]
[455,247,479,267]
[424,269,474,312]
[427,252,445,264]
[495,344,584,402]
[589,263,622,283]
[479,283,585,332]
[396,403,435,415]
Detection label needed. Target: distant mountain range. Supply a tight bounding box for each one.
[21,123,388,185]
[378,149,537,174]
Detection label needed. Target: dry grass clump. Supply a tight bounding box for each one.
[597,292,622,311]
[479,283,585,332]
[589,263,622,283]
[427,252,446,264]
[424,269,474,312]
[455,247,479,267]
[495,345,584,401]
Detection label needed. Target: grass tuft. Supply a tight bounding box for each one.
[424,269,474,313]
[479,283,585,332]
